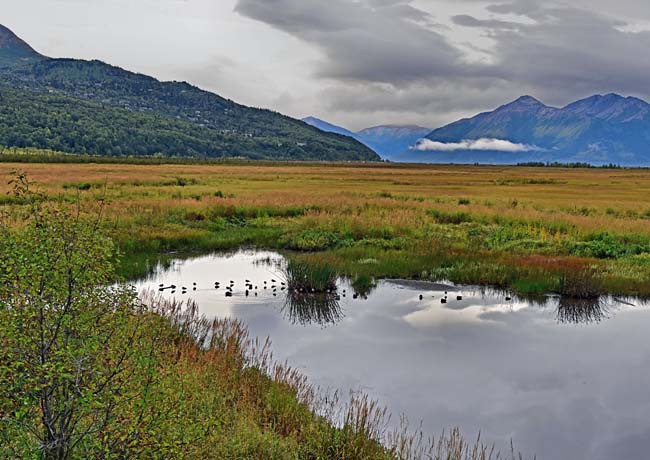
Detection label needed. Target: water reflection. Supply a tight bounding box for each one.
[555,297,609,325]
[133,250,650,460]
[282,291,344,327]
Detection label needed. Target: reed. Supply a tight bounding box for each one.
[282,259,338,292]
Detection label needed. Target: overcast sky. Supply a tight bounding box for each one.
[5,0,650,130]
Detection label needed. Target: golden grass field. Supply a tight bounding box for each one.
[2,161,649,295]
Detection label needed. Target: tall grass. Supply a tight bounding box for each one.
[143,293,528,460]
[282,259,338,292]
[2,161,650,296]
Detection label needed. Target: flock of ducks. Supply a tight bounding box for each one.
[157,280,512,303]
[158,279,348,299]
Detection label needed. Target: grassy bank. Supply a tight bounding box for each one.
[1,157,649,296]
[0,190,524,459]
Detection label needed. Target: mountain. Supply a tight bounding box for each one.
[356,125,431,160]
[0,24,43,67]
[302,117,430,159]
[301,117,358,138]
[397,94,650,165]
[0,25,378,161]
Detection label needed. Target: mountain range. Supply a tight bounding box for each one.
[400,94,650,165]
[307,94,650,166]
[301,117,430,160]
[0,25,378,161]
[2,24,649,166]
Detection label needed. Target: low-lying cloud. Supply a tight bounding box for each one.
[414,138,539,153]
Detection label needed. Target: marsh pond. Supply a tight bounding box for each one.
[133,250,650,460]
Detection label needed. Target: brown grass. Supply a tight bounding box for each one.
[1,162,648,235]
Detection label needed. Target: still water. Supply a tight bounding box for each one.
[133,250,650,460]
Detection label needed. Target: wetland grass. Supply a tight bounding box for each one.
[1,156,649,296]
[282,259,338,293]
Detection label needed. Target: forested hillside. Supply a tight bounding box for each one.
[0,26,378,161]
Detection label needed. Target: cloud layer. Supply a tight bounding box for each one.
[235,0,650,129]
[5,0,650,131]
[414,138,539,152]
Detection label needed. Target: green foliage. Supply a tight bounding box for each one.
[0,178,162,459]
[428,209,473,224]
[0,58,379,161]
[288,229,344,251]
[567,232,650,259]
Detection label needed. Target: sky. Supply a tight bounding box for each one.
[4,0,650,131]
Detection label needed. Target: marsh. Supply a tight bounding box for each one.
[135,250,650,460]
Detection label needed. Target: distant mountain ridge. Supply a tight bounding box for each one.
[357,125,432,159]
[301,117,358,138]
[301,117,430,159]
[0,25,378,161]
[399,94,650,165]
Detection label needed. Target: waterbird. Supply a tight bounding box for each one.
[441,298,447,304]
[353,294,358,299]
[271,279,277,283]
[245,279,251,283]
[245,290,249,296]
[457,295,463,301]
[225,291,233,297]
[505,296,512,301]
[419,295,423,300]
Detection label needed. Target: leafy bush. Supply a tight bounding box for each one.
[289,230,342,251]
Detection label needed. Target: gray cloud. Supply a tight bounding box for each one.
[235,0,650,129]
[6,0,650,131]
[451,14,521,29]
[235,0,464,84]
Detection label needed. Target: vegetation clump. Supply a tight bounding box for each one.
[283,260,338,293]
